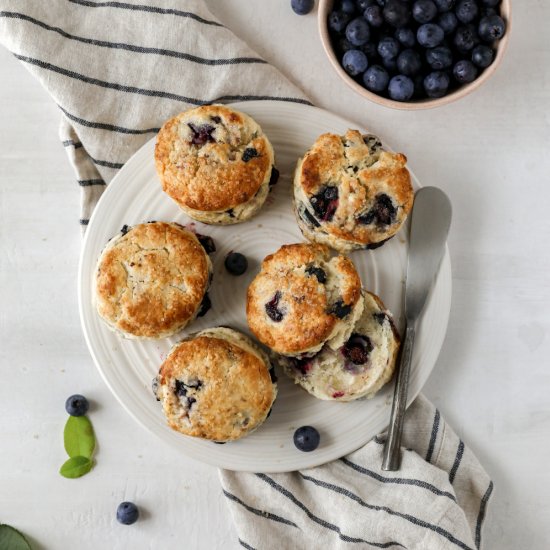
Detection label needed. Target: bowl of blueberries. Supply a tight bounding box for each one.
[318,0,510,108]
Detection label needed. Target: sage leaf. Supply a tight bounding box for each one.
[64,415,95,459]
[0,524,32,550]
[59,456,93,479]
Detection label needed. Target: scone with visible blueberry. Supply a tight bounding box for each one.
[153,327,277,442]
[94,222,213,339]
[246,243,364,357]
[155,105,277,225]
[279,290,400,401]
[294,130,414,252]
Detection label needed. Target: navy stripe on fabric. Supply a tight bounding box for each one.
[300,473,474,550]
[15,53,312,107]
[426,409,441,463]
[256,474,405,548]
[223,489,299,529]
[238,540,256,550]
[60,106,160,135]
[89,155,124,169]
[449,440,465,485]
[62,139,83,149]
[475,481,494,549]
[341,457,457,502]
[79,219,89,225]
[0,11,265,66]
[68,0,223,27]
[78,179,105,186]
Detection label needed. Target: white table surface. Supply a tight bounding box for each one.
[1,1,549,548]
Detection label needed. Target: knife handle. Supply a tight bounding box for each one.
[382,322,415,471]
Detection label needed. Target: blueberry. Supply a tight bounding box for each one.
[395,27,416,47]
[330,299,353,318]
[481,0,500,6]
[377,36,400,59]
[342,49,369,75]
[210,116,221,124]
[383,0,411,28]
[342,333,374,365]
[242,148,259,162]
[374,311,388,325]
[423,71,450,97]
[120,224,130,235]
[116,502,139,525]
[197,293,211,317]
[437,11,458,34]
[426,46,453,69]
[471,44,494,67]
[481,6,497,16]
[265,291,284,322]
[453,59,477,83]
[291,0,314,15]
[358,0,377,9]
[478,15,505,42]
[328,10,351,32]
[382,56,397,72]
[359,193,398,224]
[388,74,414,101]
[224,252,248,276]
[65,394,89,416]
[310,186,339,221]
[361,41,379,59]
[397,48,422,75]
[434,0,455,10]
[340,0,356,14]
[455,0,479,24]
[269,166,280,187]
[417,23,444,48]
[293,426,320,452]
[364,5,384,27]
[412,0,437,23]
[196,233,216,254]
[363,65,390,92]
[188,123,215,146]
[305,265,327,283]
[345,17,371,46]
[453,24,478,51]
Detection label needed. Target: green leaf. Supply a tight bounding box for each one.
[59,456,93,479]
[0,524,32,550]
[64,415,95,459]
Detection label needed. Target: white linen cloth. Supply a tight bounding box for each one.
[0,2,493,549]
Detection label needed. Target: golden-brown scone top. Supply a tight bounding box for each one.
[155,104,274,212]
[94,222,211,339]
[156,328,276,442]
[294,130,414,252]
[246,243,363,356]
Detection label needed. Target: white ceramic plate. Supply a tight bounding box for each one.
[79,101,451,472]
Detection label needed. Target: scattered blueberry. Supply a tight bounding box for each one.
[188,123,215,146]
[242,148,259,162]
[389,74,415,100]
[455,0,478,23]
[116,502,139,525]
[293,426,320,452]
[424,71,450,97]
[378,36,400,59]
[437,11,458,34]
[363,65,390,92]
[434,0,455,10]
[417,23,444,47]
[383,0,411,28]
[364,5,384,27]
[310,186,339,221]
[224,252,248,276]
[395,27,416,47]
[412,0,438,24]
[265,291,285,322]
[397,49,422,75]
[330,299,353,319]
[342,49,369,76]
[426,46,453,69]
[345,17,371,46]
[197,293,211,317]
[329,10,351,33]
[196,233,216,254]
[305,265,327,284]
[471,44,494,67]
[65,394,89,417]
[342,333,374,364]
[453,59,477,83]
[291,0,314,15]
[478,14,505,42]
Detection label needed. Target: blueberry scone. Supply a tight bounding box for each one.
[246,243,364,357]
[153,327,277,442]
[94,222,213,339]
[155,105,278,225]
[294,130,414,252]
[279,291,400,401]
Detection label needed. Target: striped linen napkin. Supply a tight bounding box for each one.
[0,1,493,549]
